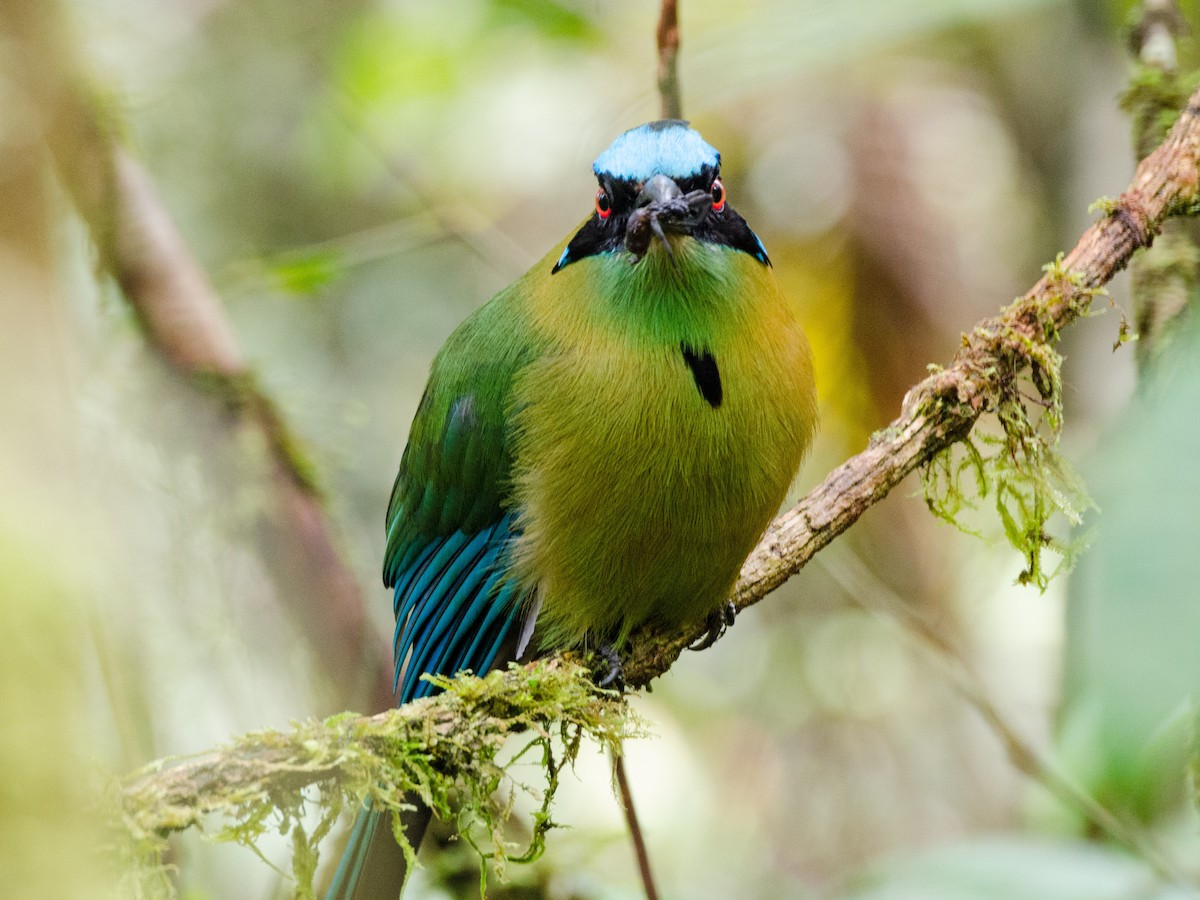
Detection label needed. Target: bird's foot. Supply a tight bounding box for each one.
[689,601,736,651]
[594,644,625,691]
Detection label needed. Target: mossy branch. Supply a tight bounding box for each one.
[115,658,635,896]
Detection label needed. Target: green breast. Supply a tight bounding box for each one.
[508,238,817,647]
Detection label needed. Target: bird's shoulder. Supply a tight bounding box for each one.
[383,280,544,586]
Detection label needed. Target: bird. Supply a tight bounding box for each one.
[326,119,817,899]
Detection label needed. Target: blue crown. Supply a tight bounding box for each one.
[592,120,720,182]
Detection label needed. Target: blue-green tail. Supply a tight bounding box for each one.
[325,801,432,900]
[325,516,524,899]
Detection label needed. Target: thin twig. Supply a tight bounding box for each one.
[614,751,660,900]
[656,0,682,120]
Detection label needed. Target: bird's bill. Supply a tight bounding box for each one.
[625,174,713,263]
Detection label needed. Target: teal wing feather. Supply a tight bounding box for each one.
[382,293,537,700]
[327,292,538,900]
[389,512,521,699]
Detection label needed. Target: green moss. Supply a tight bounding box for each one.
[919,256,1098,590]
[1088,196,1121,217]
[1120,64,1200,159]
[111,659,636,898]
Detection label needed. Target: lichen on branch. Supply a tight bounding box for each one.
[112,659,636,897]
[921,255,1101,588]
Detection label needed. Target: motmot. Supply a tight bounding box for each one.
[327,120,817,899]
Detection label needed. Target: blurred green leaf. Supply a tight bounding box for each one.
[267,251,344,296]
[1064,323,1200,822]
[486,0,602,42]
[844,837,1199,900]
[336,12,462,105]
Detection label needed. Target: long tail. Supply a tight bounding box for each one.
[328,516,527,898]
[325,797,433,900]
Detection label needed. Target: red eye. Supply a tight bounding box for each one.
[595,189,612,219]
[711,178,726,212]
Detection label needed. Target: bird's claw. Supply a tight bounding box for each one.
[688,601,736,651]
[595,644,625,691]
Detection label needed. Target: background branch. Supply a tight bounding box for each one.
[19,8,396,714]
[816,549,1185,882]
[1127,0,1198,371]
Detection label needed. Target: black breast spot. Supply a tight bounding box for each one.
[680,343,722,408]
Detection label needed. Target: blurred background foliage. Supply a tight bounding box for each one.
[5,0,1200,896]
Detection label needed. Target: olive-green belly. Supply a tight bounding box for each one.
[509,324,813,646]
